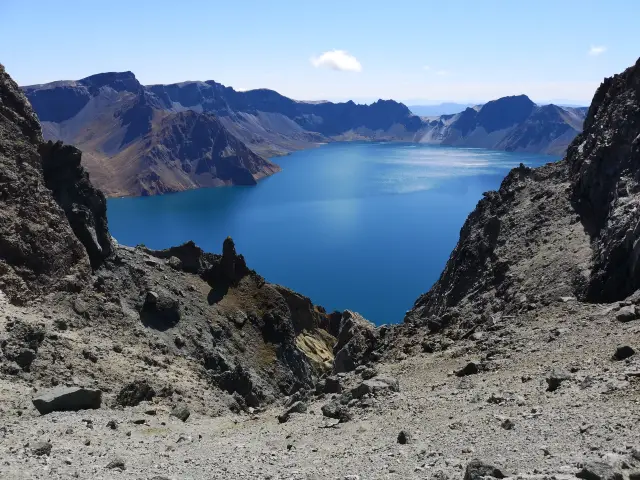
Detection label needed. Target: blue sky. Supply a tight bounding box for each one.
[1,0,638,104]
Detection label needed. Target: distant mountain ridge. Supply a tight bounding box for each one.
[23,72,587,196]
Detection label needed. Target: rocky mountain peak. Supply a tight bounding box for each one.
[475,94,535,132]
[79,71,142,94]
[567,57,640,301]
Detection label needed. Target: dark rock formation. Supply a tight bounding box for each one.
[32,387,102,415]
[40,140,112,269]
[0,63,91,303]
[332,311,378,373]
[115,380,156,407]
[568,58,640,301]
[464,459,505,480]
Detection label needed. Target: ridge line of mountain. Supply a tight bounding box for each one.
[23,71,587,197]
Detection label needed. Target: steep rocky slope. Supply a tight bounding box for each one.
[24,74,585,197]
[0,62,355,418]
[405,59,640,331]
[22,73,280,197]
[416,95,586,155]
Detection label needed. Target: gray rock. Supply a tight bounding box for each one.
[116,380,155,407]
[397,430,412,444]
[546,369,571,392]
[332,311,378,373]
[285,401,307,415]
[30,441,52,456]
[464,459,505,480]
[616,306,638,322]
[32,387,102,415]
[613,345,635,360]
[351,376,399,399]
[170,404,190,422]
[106,458,126,470]
[576,461,623,480]
[106,419,117,430]
[321,401,351,422]
[456,361,480,377]
[324,376,342,394]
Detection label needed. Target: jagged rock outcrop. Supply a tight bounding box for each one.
[0,64,91,303]
[40,140,112,268]
[568,58,640,301]
[405,58,640,327]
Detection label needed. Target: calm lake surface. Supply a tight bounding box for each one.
[108,142,557,325]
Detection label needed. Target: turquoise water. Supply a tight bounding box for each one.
[107,142,557,325]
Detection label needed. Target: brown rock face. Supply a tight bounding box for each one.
[0,64,90,303]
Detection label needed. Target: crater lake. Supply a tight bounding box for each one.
[107,143,557,325]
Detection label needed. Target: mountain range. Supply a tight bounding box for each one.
[23,72,587,197]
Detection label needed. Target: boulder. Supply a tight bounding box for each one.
[456,361,480,377]
[397,430,412,444]
[613,345,635,361]
[30,441,52,456]
[32,387,102,415]
[464,459,505,480]
[616,306,638,323]
[324,376,342,394]
[170,404,190,422]
[577,462,623,480]
[546,369,571,392]
[351,376,399,399]
[115,380,155,407]
[140,289,181,330]
[321,401,351,422]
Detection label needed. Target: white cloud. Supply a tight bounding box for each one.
[311,50,362,72]
[435,70,450,76]
[589,45,607,56]
[422,65,430,71]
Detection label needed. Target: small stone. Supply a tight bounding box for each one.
[464,459,505,480]
[84,439,90,446]
[397,430,412,444]
[613,346,635,361]
[106,458,125,470]
[456,362,480,377]
[132,419,146,425]
[174,336,185,348]
[30,441,52,456]
[501,418,515,430]
[106,419,117,430]
[144,409,157,416]
[286,401,307,415]
[277,412,290,424]
[112,344,123,353]
[546,369,571,392]
[170,404,190,422]
[321,401,351,422]
[324,376,342,394]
